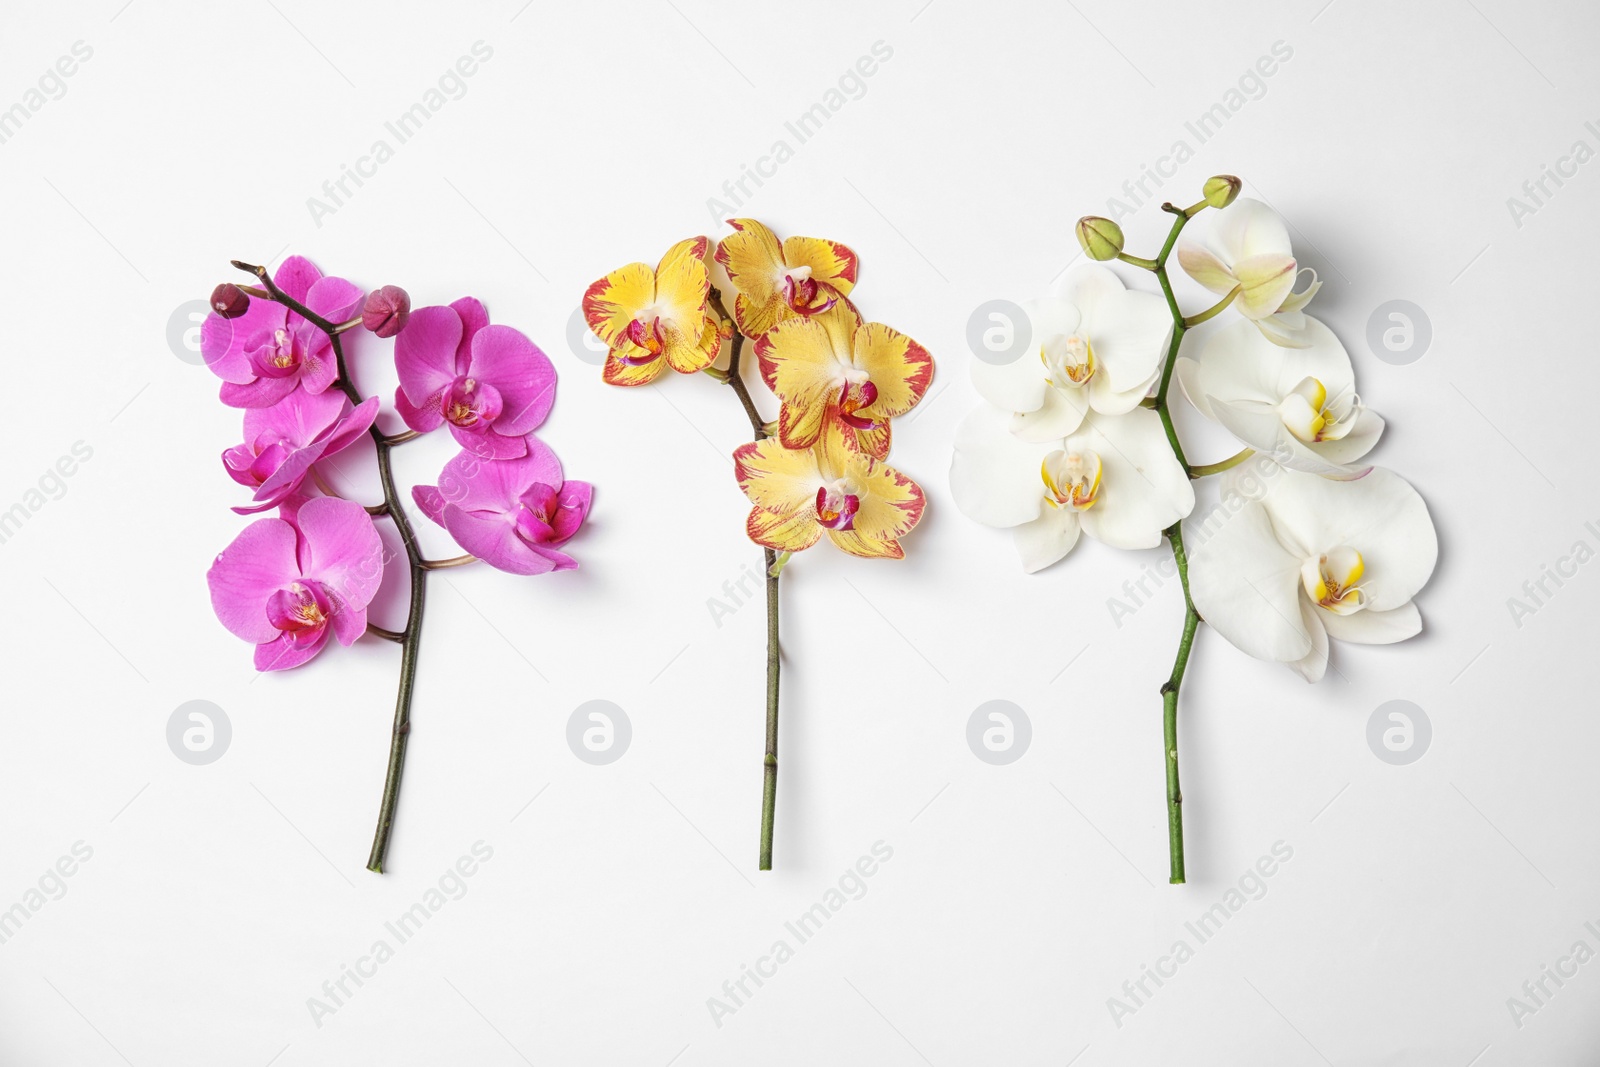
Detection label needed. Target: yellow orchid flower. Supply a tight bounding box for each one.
[583,237,728,386]
[733,433,925,560]
[715,218,859,339]
[753,301,933,460]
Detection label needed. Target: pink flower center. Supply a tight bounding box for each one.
[250,327,308,379]
[266,580,332,642]
[514,483,562,544]
[815,481,860,531]
[622,317,668,364]
[837,379,880,430]
[444,377,502,430]
[784,274,837,316]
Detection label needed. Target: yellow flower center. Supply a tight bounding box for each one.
[1300,546,1367,615]
[1041,333,1096,388]
[1041,449,1101,511]
[1277,376,1358,443]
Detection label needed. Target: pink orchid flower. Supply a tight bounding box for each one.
[202,256,364,408]
[222,390,379,514]
[412,438,591,575]
[208,497,385,671]
[393,297,556,459]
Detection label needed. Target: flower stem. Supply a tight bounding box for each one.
[232,260,429,875]
[1182,285,1240,328]
[1143,209,1209,885]
[1189,447,1254,479]
[421,554,477,570]
[710,288,784,872]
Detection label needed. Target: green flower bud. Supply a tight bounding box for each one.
[1202,175,1241,210]
[1075,216,1124,261]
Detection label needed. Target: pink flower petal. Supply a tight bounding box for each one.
[306,274,364,325]
[203,300,287,384]
[450,296,489,369]
[209,518,301,643]
[440,504,559,575]
[329,597,368,647]
[467,325,555,435]
[436,437,563,513]
[394,305,464,408]
[296,497,384,611]
[450,422,528,460]
[254,630,329,671]
[549,480,593,545]
[412,484,446,525]
[274,256,323,306]
[220,375,299,410]
[394,385,444,433]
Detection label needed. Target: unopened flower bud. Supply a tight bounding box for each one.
[210,283,250,319]
[1202,175,1241,210]
[362,285,411,338]
[1075,217,1125,261]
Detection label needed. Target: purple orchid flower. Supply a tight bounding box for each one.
[207,497,385,671]
[412,438,591,575]
[222,390,379,514]
[392,297,556,459]
[202,256,364,409]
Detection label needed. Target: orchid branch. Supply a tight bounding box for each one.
[232,259,428,876]
[709,286,784,872]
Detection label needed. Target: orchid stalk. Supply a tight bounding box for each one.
[585,223,932,870]
[204,257,589,874]
[955,175,1435,884]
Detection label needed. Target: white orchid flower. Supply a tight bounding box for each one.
[1175,315,1383,480]
[950,404,1194,572]
[1188,466,1437,683]
[1177,198,1321,347]
[971,265,1171,443]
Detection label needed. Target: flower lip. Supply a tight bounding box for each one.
[250,327,305,378]
[1042,333,1096,388]
[1276,376,1358,444]
[444,376,503,429]
[837,379,880,430]
[1301,546,1367,615]
[266,579,333,638]
[815,481,860,531]
[1041,448,1102,511]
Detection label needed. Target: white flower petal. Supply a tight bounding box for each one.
[1176,245,1236,296]
[1232,253,1298,320]
[1088,363,1159,416]
[1315,406,1384,465]
[1072,409,1194,550]
[1287,598,1330,682]
[950,403,1055,528]
[1174,357,1213,419]
[970,293,1080,413]
[1012,509,1082,572]
[1193,316,1356,409]
[1188,499,1311,663]
[1011,385,1088,441]
[1212,198,1294,262]
[1259,468,1438,612]
[1081,289,1172,392]
[1210,396,1292,455]
[1052,263,1125,313]
[1321,601,1422,645]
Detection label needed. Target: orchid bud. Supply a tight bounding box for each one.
[210,283,250,319]
[1202,175,1241,210]
[1075,217,1125,262]
[362,285,411,338]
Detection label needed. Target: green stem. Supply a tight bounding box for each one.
[1182,286,1240,328]
[1143,210,1208,885]
[709,289,783,872]
[232,260,429,875]
[1117,252,1158,271]
[1189,447,1254,479]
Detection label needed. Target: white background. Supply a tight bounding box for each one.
[1,0,1596,1063]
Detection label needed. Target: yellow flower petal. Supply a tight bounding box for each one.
[602,349,666,387]
[582,261,655,347]
[747,506,822,553]
[826,530,905,559]
[851,322,934,419]
[733,437,825,515]
[716,219,787,338]
[781,235,859,297]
